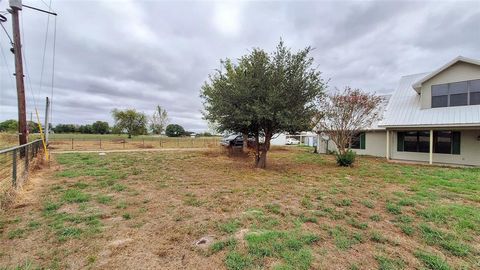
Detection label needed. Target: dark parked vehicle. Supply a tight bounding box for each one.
[220,134,244,147]
[220,134,257,148]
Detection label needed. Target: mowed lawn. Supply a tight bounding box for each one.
[0,148,479,270]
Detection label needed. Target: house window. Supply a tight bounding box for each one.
[418,131,430,152]
[432,79,480,108]
[403,131,420,152]
[449,81,468,106]
[399,131,429,153]
[432,84,448,108]
[397,131,460,154]
[434,131,452,154]
[350,132,365,149]
[469,79,480,105]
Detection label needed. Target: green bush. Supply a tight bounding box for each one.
[335,150,356,167]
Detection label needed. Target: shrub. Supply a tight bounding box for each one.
[335,150,356,167]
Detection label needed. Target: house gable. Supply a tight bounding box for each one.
[412,57,480,109]
[380,57,480,128]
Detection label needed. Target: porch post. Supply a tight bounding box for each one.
[429,130,433,165]
[386,130,390,160]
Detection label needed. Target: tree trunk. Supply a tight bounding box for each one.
[255,131,272,169]
[256,149,267,168]
[254,133,261,166]
[242,133,248,152]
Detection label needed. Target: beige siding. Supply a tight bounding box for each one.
[420,62,480,109]
[317,131,386,157]
[391,130,480,166]
[318,129,480,166]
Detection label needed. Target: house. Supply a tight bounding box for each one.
[317,56,480,166]
[270,132,318,146]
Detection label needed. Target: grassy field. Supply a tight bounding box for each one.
[48,136,220,151]
[0,133,221,151]
[0,133,21,149]
[0,147,479,269]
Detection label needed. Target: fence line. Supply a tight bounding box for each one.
[0,139,43,209]
[48,137,221,151]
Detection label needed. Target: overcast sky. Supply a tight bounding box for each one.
[0,0,478,132]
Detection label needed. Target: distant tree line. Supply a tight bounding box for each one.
[111,107,196,138]
[0,119,45,134]
[52,121,110,134]
[2,106,207,138]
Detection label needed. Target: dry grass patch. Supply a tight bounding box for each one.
[0,147,478,269]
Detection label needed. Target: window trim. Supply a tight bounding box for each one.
[349,132,366,150]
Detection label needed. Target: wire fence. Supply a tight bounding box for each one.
[48,136,221,151]
[0,139,43,209]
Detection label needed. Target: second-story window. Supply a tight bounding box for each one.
[470,79,480,105]
[431,79,480,108]
[432,84,448,107]
[449,81,468,106]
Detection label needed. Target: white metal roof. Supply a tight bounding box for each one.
[412,56,480,93]
[380,73,480,128]
[365,94,391,130]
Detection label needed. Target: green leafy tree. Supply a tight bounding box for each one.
[201,40,325,168]
[111,125,123,134]
[27,121,40,134]
[111,109,147,138]
[150,105,168,135]
[92,121,110,134]
[53,124,76,133]
[0,119,18,133]
[165,124,185,137]
[79,124,93,134]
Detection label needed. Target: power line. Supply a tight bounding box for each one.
[20,8,40,120]
[50,15,57,126]
[39,0,52,11]
[0,40,15,117]
[0,39,14,85]
[0,22,13,45]
[39,0,52,96]
[0,33,15,116]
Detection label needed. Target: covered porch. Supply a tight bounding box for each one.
[385,127,480,166]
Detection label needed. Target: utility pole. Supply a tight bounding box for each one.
[9,0,27,146]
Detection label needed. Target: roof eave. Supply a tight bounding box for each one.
[379,123,480,129]
[411,56,480,94]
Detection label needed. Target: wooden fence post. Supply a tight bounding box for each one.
[71,138,74,150]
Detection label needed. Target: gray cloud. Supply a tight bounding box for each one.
[0,0,479,132]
